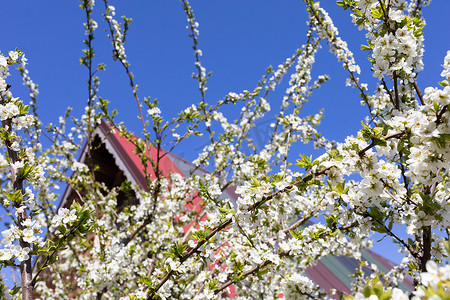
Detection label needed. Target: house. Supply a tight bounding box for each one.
[56,120,414,297]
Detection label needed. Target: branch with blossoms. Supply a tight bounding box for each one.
[31,204,93,286]
[0,50,40,300]
[6,0,449,299]
[102,1,145,133]
[306,0,373,117]
[144,165,340,299]
[214,223,357,296]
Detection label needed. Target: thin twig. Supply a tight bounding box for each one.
[393,71,400,109]
[358,131,404,157]
[412,80,424,105]
[436,105,448,125]
[371,217,420,260]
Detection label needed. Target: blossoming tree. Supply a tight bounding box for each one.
[0,0,449,299]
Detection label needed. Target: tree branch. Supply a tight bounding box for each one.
[31,220,85,286]
[412,80,424,105]
[147,218,232,299]
[436,105,448,125]
[358,131,404,157]
[371,216,420,261]
[248,166,331,212]
[421,226,432,272]
[215,223,357,296]
[393,71,400,109]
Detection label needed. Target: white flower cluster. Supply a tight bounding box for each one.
[0,53,12,92]
[50,207,77,233]
[86,0,94,8]
[441,50,450,81]
[352,1,424,80]
[0,101,19,121]
[281,273,316,299]
[147,107,161,117]
[182,1,209,96]
[413,261,450,299]
[85,19,98,35]
[0,52,34,131]
[19,54,39,101]
[311,3,361,77]
[372,24,424,80]
[105,6,128,65]
[0,218,42,262]
[353,261,450,299]
[354,287,409,300]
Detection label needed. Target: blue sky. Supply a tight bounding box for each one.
[3,1,448,156]
[1,0,450,285]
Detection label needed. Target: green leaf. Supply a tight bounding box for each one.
[78,209,91,224]
[443,239,450,255]
[48,254,58,264]
[325,214,338,229]
[207,278,219,291]
[289,229,301,239]
[371,8,383,19]
[296,154,312,169]
[11,285,21,295]
[438,80,449,87]
[250,177,260,188]
[97,63,106,71]
[18,163,34,180]
[379,290,392,300]
[373,137,387,147]
[3,190,22,205]
[388,220,394,231]
[336,1,345,8]
[163,251,176,258]
[397,139,405,151]
[302,174,313,183]
[334,181,345,194]
[141,276,153,286]
[57,224,67,235]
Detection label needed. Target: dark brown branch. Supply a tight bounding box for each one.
[381,79,396,107]
[377,0,389,25]
[124,213,153,246]
[413,80,424,105]
[393,71,400,109]
[358,131,404,157]
[421,226,432,272]
[283,213,313,233]
[398,151,411,201]
[102,0,147,134]
[436,105,448,125]
[307,3,373,117]
[96,287,107,300]
[81,0,100,224]
[123,138,164,246]
[419,183,436,272]
[371,217,420,260]
[215,260,271,294]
